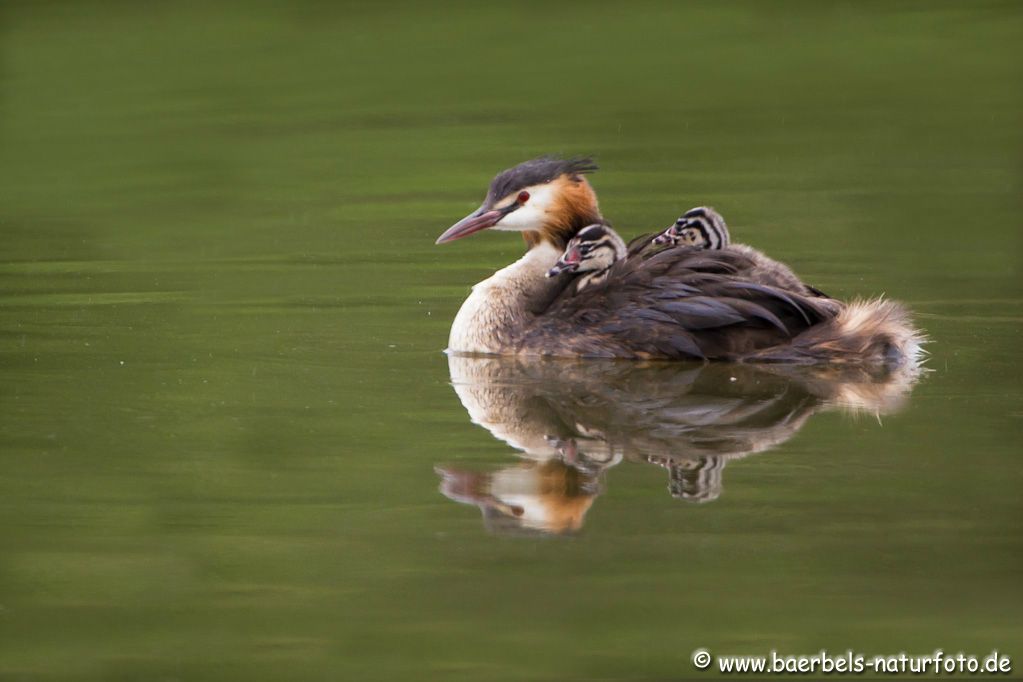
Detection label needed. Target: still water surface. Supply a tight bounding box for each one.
[1,2,1021,679]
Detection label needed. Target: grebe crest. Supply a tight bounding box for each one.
[546,223,627,291]
[653,206,730,249]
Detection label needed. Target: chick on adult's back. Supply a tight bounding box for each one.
[546,224,627,292]
[654,206,828,299]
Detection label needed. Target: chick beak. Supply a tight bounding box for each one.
[547,260,581,278]
[435,206,503,244]
[656,222,684,244]
[546,247,582,277]
[546,262,571,278]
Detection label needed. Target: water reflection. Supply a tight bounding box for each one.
[437,356,922,535]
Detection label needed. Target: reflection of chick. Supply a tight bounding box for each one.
[645,455,725,503]
[436,460,598,536]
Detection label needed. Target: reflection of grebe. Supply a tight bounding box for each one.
[435,156,924,364]
[437,356,923,534]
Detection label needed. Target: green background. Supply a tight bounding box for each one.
[1,1,1020,679]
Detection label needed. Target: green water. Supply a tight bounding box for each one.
[2,1,1021,679]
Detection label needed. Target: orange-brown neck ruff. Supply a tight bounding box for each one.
[523,175,602,250]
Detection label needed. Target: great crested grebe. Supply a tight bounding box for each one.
[435,156,924,364]
[546,223,626,292]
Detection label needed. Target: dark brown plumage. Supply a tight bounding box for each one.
[520,246,835,360]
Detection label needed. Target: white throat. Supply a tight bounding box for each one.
[447,242,562,354]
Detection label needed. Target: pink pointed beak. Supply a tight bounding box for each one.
[435,207,503,244]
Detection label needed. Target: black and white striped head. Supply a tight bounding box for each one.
[546,224,627,288]
[653,206,730,249]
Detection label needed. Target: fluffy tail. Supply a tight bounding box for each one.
[745,298,926,366]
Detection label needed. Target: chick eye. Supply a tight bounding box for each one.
[517,191,530,204]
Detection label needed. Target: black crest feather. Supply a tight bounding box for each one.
[485,155,597,206]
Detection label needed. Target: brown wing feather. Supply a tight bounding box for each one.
[519,248,836,360]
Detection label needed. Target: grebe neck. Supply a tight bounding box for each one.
[448,242,564,355]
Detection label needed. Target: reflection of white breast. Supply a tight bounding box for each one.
[448,354,561,457]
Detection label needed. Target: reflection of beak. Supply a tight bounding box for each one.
[436,207,503,244]
[435,465,487,504]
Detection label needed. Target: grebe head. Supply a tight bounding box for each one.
[436,156,602,249]
[653,206,730,249]
[546,224,626,283]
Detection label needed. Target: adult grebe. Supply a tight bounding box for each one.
[435,156,923,364]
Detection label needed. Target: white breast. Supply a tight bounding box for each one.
[447,242,561,354]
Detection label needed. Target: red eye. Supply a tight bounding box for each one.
[517,191,530,204]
